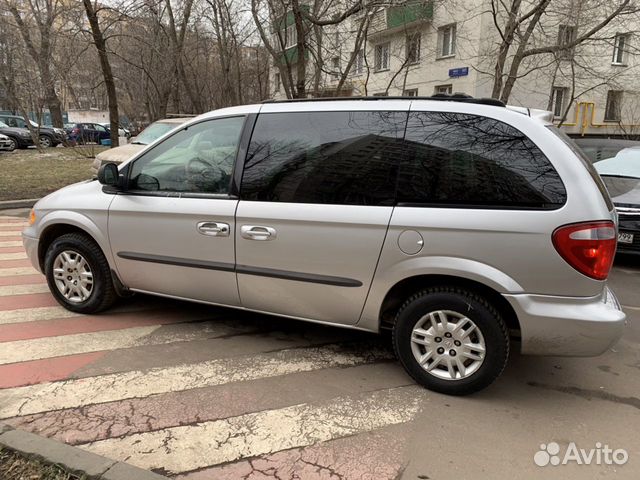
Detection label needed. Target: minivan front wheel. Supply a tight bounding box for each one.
[393,287,509,395]
[44,233,117,313]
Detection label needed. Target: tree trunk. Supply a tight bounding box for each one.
[291,0,307,98]
[82,0,119,147]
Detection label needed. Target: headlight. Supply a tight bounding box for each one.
[54,128,65,135]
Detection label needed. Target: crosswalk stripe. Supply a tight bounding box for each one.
[0,267,40,277]
[0,252,27,260]
[0,344,393,418]
[0,316,261,364]
[0,284,50,297]
[0,231,23,237]
[0,241,22,247]
[0,325,162,364]
[0,306,81,325]
[81,386,422,475]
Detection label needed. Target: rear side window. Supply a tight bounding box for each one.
[399,112,567,209]
[241,111,407,206]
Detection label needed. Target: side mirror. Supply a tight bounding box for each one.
[97,162,120,187]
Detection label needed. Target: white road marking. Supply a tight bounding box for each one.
[0,252,27,260]
[0,231,23,237]
[0,223,27,228]
[623,305,640,311]
[82,386,422,475]
[0,267,40,277]
[0,241,22,247]
[0,283,49,297]
[0,306,81,325]
[0,325,163,364]
[0,344,393,418]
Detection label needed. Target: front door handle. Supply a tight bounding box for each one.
[197,221,230,237]
[240,225,277,241]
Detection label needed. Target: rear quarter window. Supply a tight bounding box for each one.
[398,112,567,209]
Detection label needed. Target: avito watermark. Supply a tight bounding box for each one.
[534,442,629,467]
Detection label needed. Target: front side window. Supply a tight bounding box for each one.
[374,42,390,71]
[399,112,567,209]
[241,111,407,206]
[129,117,245,194]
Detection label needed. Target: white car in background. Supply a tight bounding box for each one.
[91,117,192,174]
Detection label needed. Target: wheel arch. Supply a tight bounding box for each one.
[37,213,112,272]
[378,274,521,337]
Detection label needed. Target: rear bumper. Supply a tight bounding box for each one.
[504,287,626,356]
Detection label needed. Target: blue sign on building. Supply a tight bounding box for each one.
[449,67,469,78]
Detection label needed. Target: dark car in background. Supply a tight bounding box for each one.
[0,121,34,150]
[68,123,111,145]
[0,114,66,147]
[594,147,640,255]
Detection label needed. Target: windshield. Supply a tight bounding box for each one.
[0,121,8,128]
[133,122,177,145]
[29,120,39,127]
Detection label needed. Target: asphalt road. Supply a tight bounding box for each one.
[0,212,638,479]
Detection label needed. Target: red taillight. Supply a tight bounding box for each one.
[552,221,617,280]
[72,127,79,134]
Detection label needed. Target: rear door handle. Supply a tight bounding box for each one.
[197,221,230,237]
[240,225,277,241]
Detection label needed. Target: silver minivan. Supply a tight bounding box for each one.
[23,97,626,395]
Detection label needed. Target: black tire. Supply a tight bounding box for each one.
[5,137,17,152]
[44,232,118,313]
[392,286,509,395]
[39,135,52,148]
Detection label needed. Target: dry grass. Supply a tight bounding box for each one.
[0,147,106,201]
[0,446,86,480]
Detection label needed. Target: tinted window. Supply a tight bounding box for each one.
[130,117,245,194]
[241,111,407,206]
[400,112,566,208]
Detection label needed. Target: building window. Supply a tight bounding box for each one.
[334,30,340,47]
[331,57,340,81]
[404,88,418,97]
[557,25,577,59]
[551,87,568,117]
[604,90,623,121]
[274,72,281,93]
[374,42,390,71]
[438,24,456,58]
[406,33,421,64]
[434,84,453,94]
[612,33,629,65]
[285,24,297,49]
[353,49,364,75]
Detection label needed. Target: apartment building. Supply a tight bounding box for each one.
[270,0,640,137]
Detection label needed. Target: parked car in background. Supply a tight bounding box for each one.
[68,123,111,145]
[594,147,640,255]
[0,121,34,150]
[0,114,66,147]
[98,122,130,139]
[0,133,13,151]
[572,137,640,254]
[26,97,625,395]
[91,117,191,174]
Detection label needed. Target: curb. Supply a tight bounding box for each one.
[0,422,168,480]
[0,198,39,210]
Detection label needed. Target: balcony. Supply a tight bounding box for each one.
[369,2,433,38]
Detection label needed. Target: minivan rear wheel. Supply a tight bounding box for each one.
[393,287,509,395]
[44,233,117,313]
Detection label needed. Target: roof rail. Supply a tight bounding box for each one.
[262,94,506,107]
